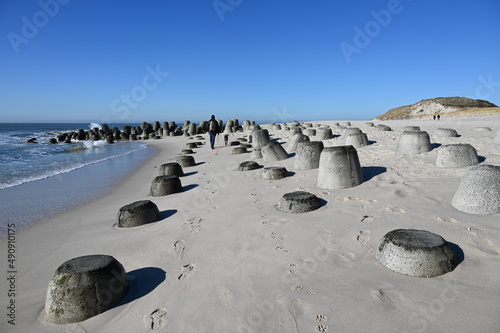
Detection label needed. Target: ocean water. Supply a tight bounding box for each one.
[0,122,157,237]
[0,123,149,189]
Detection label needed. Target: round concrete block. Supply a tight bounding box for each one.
[261,141,289,162]
[396,131,432,155]
[238,161,260,171]
[295,141,324,170]
[435,144,479,168]
[186,142,197,149]
[240,143,252,149]
[344,128,362,135]
[45,255,129,323]
[435,128,459,137]
[276,191,322,213]
[287,133,310,152]
[230,141,240,146]
[251,149,263,159]
[373,124,392,131]
[232,147,248,155]
[316,128,333,140]
[237,137,247,142]
[346,133,368,148]
[150,175,182,197]
[176,155,195,167]
[116,200,160,228]
[252,129,271,150]
[316,145,363,189]
[159,162,184,177]
[475,127,492,131]
[289,127,302,136]
[375,229,458,277]
[365,122,374,127]
[261,166,288,180]
[180,149,194,155]
[341,121,351,127]
[451,164,500,215]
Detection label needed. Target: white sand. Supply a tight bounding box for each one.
[1,117,499,332]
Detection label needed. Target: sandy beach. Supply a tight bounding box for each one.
[1,117,499,332]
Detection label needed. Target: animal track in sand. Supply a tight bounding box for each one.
[275,246,289,253]
[316,314,327,321]
[356,230,371,245]
[317,324,329,332]
[178,263,194,280]
[270,232,277,239]
[434,216,459,224]
[394,189,409,198]
[148,308,167,330]
[331,251,357,268]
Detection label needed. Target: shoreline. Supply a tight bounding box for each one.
[1,118,499,332]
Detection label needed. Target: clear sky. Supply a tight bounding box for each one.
[1,0,499,123]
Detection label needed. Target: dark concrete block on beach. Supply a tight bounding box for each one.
[276,191,322,213]
[375,229,458,277]
[396,131,432,155]
[261,166,288,180]
[150,175,182,197]
[160,162,184,177]
[45,255,129,323]
[287,133,310,152]
[317,146,363,189]
[295,141,324,170]
[176,155,196,167]
[116,200,160,228]
[435,128,459,137]
[435,144,479,168]
[238,161,260,171]
[232,147,248,155]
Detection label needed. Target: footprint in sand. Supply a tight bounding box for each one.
[148,308,167,330]
[360,215,374,223]
[369,289,402,310]
[174,240,186,260]
[316,314,327,322]
[435,216,459,224]
[178,264,195,280]
[356,230,371,245]
[317,324,329,332]
[384,206,406,214]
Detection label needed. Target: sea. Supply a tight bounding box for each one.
[0,122,158,237]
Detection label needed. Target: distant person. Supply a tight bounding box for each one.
[433,115,436,120]
[437,114,440,120]
[208,115,219,149]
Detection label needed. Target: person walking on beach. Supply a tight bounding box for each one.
[208,115,219,149]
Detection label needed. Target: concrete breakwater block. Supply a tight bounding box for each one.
[160,162,184,177]
[373,124,392,131]
[232,147,248,155]
[287,133,310,152]
[402,126,420,132]
[276,191,322,213]
[451,164,500,215]
[295,141,324,170]
[344,127,362,135]
[116,200,160,228]
[252,129,271,150]
[396,131,432,155]
[186,142,198,149]
[304,128,316,137]
[238,161,260,171]
[375,229,458,277]
[176,155,195,167]
[316,128,333,140]
[261,166,288,180]
[435,144,479,168]
[345,133,368,148]
[181,149,194,155]
[45,255,129,323]
[435,128,459,137]
[316,146,363,189]
[261,141,289,162]
[150,175,182,197]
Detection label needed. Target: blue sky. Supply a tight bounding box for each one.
[1,0,499,123]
